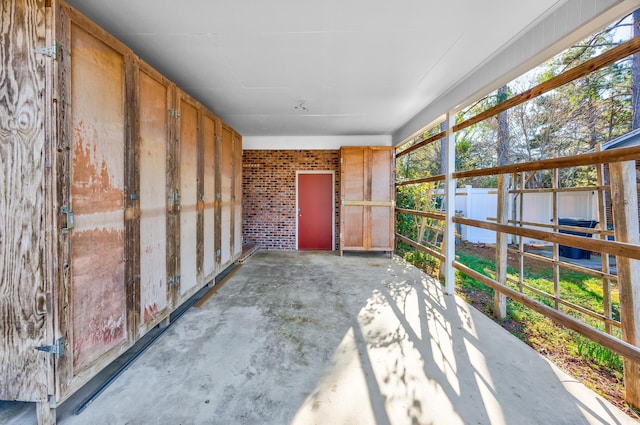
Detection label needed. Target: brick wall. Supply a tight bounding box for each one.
[242,150,340,250]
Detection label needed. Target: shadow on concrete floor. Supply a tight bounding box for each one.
[2,251,635,424]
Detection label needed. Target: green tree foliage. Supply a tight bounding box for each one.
[446,12,637,189]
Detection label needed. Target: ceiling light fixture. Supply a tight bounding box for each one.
[294,100,309,112]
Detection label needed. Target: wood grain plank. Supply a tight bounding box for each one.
[233,131,243,259]
[178,94,199,296]
[124,54,140,342]
[54,2,73,401]
[138,67,169,332]
[0,0,49,402]
[202,114,216,282]
[69,23,127,372]
[610,160,640,406]
[219,123,233,269]
[453,144,640,179]
[213,116,222,272]
[196,108,205,284]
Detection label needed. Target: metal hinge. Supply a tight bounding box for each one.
[36,337,65,356]
[340,158,343,164]
[129,193,139,200]
[215,136,222,143]
[216,249,221,257]
[60,206,74,235]
[168,109,181,119]
[35,41,61,61]
[168,192,181,204]
[167,275,181,286]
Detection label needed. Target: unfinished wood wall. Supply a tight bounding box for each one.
[138,66,170,334]
[68,21,128,374]
[340,146,395,255]
[0,0,49,403]
[1,0,243,414]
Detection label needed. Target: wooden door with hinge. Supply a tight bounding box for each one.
[175,91,201,304]
[233,131,243,259]
[340,146,395,255]
[219,123,234,269]
[55,7,134,401]
[0,0,53,406]
[137,64,173,336]
[202,113,217,283]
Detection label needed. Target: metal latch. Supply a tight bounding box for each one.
[35,41,61,60]
[36,337,65,356]
[215,136,222,143]
[61,206,74,234]
[216,249,221,257]
[167,275,181,286]
[168,109,181,119]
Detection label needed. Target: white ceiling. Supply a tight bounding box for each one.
[65,0,563,137]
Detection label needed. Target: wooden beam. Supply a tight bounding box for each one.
[395,234,445,261]
[508,248,618,281]
[453,145,640,179]
[396,131,446,159]
[396,174,446,187]
[454,216,640,260]
[453,35,640,133]
[453,261,640,365]
[596,144,613,334]
[444,113,456,294]
[395,208,446,221]
[610,160,640,407]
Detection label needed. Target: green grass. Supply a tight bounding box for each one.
[401,246,624,376]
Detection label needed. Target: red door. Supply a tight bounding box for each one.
[298,173,333,250]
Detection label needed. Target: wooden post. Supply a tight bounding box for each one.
[552,169,560,310]
[495,173,509,319]
[610,160,640,408]
[518,173,525,292]
[36,401,54,425]
[596,144,612,334]
[444,112,456,295]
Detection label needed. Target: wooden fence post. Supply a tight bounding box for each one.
[610,160,640,408]
[495,173,509,319]
[444,112,456,295]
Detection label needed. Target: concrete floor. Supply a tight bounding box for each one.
[3,251,637,425]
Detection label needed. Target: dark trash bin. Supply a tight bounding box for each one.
[558,218,598,259]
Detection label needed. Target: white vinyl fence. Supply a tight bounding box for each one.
[454,185,598,244]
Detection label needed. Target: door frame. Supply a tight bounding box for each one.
[295,171,335,251]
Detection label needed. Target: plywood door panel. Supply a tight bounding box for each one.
[343,206,365,248]
[340,147,394,253]
[233,132,243,258]
[342,148,366,201]
[371,206,393,248]
[69,23,127,375]
[0,0,50,402]
[138,70,168,331]
[179,97,199,296]
[220,124,233,268]
[341,148,366,250]
[370,148,394,249]
[203,115,216,281]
